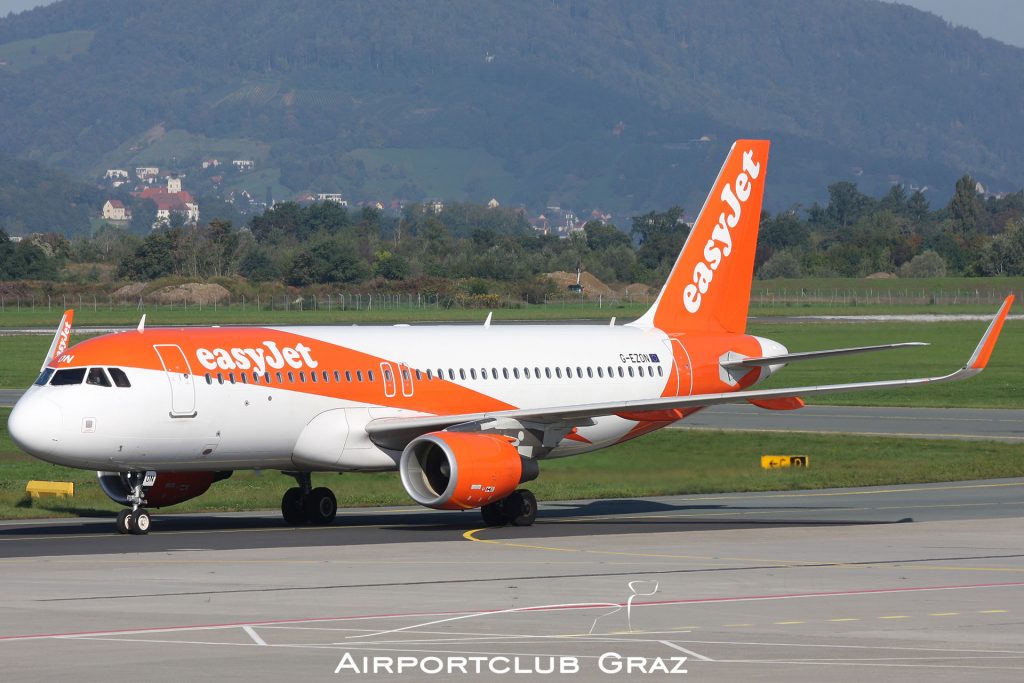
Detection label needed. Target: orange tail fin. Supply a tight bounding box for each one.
[630,140,770,334]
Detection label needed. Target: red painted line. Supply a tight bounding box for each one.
[2,581,1021,642]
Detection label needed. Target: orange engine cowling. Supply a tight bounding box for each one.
[399,432,537,510]
[97,471,232,508]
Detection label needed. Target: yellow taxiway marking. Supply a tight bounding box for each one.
[829,618,860,622]
[774,621,804,625]
[878,615,910,620]
[930,612,960,616]
[979,609,1008,614]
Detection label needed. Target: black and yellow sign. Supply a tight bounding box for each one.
[761,455,809,469]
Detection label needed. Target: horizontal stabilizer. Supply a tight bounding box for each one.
[720,342,928,369]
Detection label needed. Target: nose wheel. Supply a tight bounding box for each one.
[481,488,537,527]
[281,473,337,525]
[115,472,152,535]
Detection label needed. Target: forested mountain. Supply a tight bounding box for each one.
[1,0,1023,219]
[0,152,103,236]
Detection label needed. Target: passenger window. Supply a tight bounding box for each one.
[587,367,593,378]
[217,372,224,385]
[524,368,531,379]
[617,367,624,378]
[276,372,283,384]
[86,368,112,387]
[576,366,583,378]
[545,368,552,379]
[470,368,477,380]
[502,368,509,380]
[334,370,341,382]
[534,367,541,378]
[34,368,55,386]
[384,368,393,382]
[448,369,455,380]
[565,367,572,378]
[607,366,614,377]
[205,373,213,385]
[368,370,375,382]
[323,371,330,382]
[426,369,433,380]
[345,370,353,382]
[597,367,604,378]
[356,371,363,382]
[415,369,422,381]
[492,367,498,379]
[229,373,236,384]
[310,371,317,383]
[264,373,271,384]
[555,367,562,379]
[241,373,248,384]
[300,372,306,383]
[628,366,635,377]
[51,368,87,385]
[513,368,520,379]
[253,371,260,383]
[288,371,295,383]
[480,368,488,380]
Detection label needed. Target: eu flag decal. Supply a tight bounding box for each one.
[650,353,660,363]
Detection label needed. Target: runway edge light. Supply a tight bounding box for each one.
[761,456,809,469]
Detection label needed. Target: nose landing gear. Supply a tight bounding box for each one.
[115,472,152,535]
[281,472,337,525]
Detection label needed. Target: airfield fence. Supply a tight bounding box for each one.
[0,287,1020,315]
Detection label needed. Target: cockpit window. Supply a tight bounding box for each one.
[34,368,55,386]
[51,368,87,385]
[86,368,112,387]
[108,368,131,388]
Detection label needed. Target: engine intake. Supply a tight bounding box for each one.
[400,432,538,510]
[97,471,232,508]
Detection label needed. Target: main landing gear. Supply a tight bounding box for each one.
[281,472,337,525]
[115,472,152,535]
[480,488,537,527]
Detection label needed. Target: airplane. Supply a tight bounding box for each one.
[6,140,1013,535]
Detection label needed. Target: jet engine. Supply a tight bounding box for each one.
[399,432,538,510]
[97,471,233,508]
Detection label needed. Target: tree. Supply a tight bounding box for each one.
[117,228,182,280]
[898,249,947,278]
[631,206,687,276]
[948,175,987,237]
[758,250,802,279]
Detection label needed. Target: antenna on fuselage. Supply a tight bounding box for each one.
[610,317,616,326]
[137,314,146,333]
[484,311,492,328]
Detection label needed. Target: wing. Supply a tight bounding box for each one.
[719,342,928,368]
[366,296,1013,449]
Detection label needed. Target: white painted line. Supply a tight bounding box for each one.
[242,626,266,646]
[660,640,714,662]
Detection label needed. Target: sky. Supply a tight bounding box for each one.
[1,0,1023,49]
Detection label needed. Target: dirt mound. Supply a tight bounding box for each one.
[623,283,653,299]
[547,271,618,298]
[866,272,897,279]
[112,282,147,299]
[150,283,231,305]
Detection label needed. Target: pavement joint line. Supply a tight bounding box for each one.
[660,640,715,662]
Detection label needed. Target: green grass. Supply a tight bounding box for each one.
[0,30,94,72]
[2,408,1022,520]
[0,300,648,327]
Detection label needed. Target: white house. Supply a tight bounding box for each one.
[102,200,131,221]
[487,198,500,209]
[135,167,159,181]
[232,159,255,171]
[167,176,182,194]
[104,169,129,180]
[315,193,348,206]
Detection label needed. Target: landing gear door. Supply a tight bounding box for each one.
[153,344,197,417]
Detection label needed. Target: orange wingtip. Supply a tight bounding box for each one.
[967,295,1014,370]
[747,397,805,411]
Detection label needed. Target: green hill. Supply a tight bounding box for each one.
[0,0,1022,218]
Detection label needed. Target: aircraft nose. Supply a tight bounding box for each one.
[7,394,62,458]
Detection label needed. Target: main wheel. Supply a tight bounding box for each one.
[305,487,337,525]
[503,489,537,527]
[281,487,307,524]
[116,509,133,534]
[481,500,505,526]
[130,508,151,535]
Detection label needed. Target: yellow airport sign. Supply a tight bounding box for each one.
[761,455,808,469]
[26,480,74,499]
